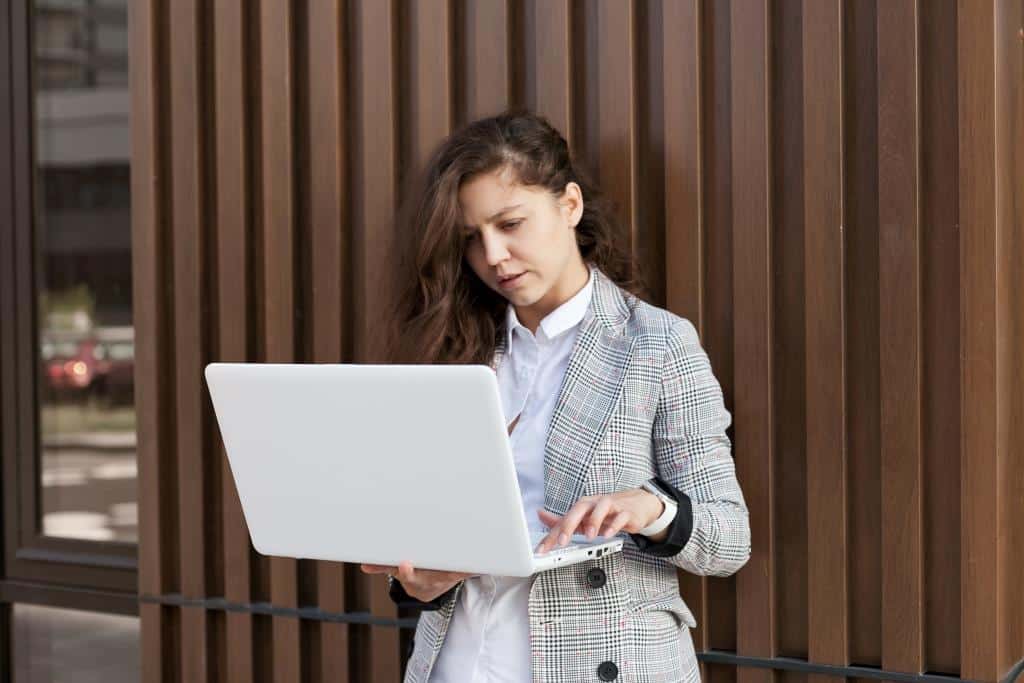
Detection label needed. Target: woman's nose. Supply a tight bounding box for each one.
[481,233,510,266]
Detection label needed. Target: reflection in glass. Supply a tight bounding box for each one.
[13,604,140,683]
[33,0,136,542]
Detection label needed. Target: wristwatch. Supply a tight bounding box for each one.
[639,479,677,537]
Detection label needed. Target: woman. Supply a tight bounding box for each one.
[361,109,750,683]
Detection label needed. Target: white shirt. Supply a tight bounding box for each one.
[429,269,595,683]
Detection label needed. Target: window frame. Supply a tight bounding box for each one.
[1,0,137,601]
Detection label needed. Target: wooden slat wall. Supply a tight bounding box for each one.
[128,1,1024,681]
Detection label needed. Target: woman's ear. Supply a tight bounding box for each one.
[563,181,584,228]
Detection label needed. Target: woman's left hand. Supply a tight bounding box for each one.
[535,488,665,553]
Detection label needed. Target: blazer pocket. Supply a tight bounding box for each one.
[628,590,698,630]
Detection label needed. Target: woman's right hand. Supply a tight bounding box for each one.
[360,560,476,602]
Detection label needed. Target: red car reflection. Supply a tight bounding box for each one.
[40,328,134,403]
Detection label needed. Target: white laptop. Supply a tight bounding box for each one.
[204,362,624,577]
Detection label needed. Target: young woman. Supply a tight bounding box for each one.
[361,110,750,683]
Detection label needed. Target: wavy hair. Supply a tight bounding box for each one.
[384,108,646,365]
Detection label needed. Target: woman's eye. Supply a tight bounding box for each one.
[501,220,522,230]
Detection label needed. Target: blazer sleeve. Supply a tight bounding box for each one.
[386,574,460,611]
[650,318,751,577]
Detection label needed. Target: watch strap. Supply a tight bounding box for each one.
[639,479,677,536]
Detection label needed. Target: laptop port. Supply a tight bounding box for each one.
[596,549,604,558]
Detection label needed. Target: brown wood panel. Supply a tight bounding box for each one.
[463,0,510,120]
[306,0,349,680]
[131,0,177,680]
[701,0,739,661]
[597,0,638,269]
[259,0,303,680]
[169,0,208,606]
[994,0,1024,676]
[214,0,255,681]
[109,1,1024,680]
[770,0,807,662]
[663,1,709,674]
[730,4,776,683]
[131,0,172,599]
[350,0,401,678]
[524,0,572,143]
[635,1,666,305]
[663,0,703,326]
[168,2,215,679]
[406,0,453,173]
[802,0,849,675]
[919,0,961,674]
[877,0,924,673]
[141,603,177,683]
[958,3,1000,679]
[843,0,883,667]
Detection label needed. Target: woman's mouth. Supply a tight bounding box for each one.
[498,272,526,289]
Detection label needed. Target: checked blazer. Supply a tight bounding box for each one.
[399,264,751,683]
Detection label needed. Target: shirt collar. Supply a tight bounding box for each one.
[504,266,595,349]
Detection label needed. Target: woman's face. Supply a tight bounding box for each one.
[458,167,587,327]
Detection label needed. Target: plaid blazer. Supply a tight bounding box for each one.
[398,264,750,683]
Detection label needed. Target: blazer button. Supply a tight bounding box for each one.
[597,660,619,681]
[586,567,607,589]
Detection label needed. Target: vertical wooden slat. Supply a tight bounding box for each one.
[260,0,303,680]
[635,1,665,305]
[730,4,776,683]
[663,1,708,673]
[994,0,1024,677]
[919,0,961,673]
[408,0,453,172]
[877,0,924,674]
[663,0,703,327]
[307,0,349,680]
[803,0,848,678]
[701,0,739,659]
[770,0,807,664]
[131,0,177,680]
[464,0,510,120]
[170,1,212,680]
[844,0,882,669]
[596,1,638,267]
[351,0,401,678]
[214,0,255,681]
[525,0,572,146]
[957,2,999,680]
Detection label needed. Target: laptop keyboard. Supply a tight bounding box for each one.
[529,531,611,557]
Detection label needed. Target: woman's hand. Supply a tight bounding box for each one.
[359,560,476,603]
[535,488,666,553]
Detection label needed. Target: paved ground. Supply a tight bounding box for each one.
[41,447,137,543]
[12,603,139,682]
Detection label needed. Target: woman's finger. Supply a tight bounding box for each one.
[601,509,632,537]
[584,497,616,539]
[554,498,597,547]
[397,560,416,586]
[535,509,564,553]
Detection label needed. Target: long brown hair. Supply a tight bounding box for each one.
[384,108,646,365]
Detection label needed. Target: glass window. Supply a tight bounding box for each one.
[33,0,136,543]
[13,604,139,683]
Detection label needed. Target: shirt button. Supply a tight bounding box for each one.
[586,567,607,589]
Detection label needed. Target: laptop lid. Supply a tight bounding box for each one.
[204,362,538,576]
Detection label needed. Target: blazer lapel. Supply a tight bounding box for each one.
[542,307,634,515]
[489,266,635,515]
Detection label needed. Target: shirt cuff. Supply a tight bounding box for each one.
[628,476,694,557]
[388,576,459,611]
